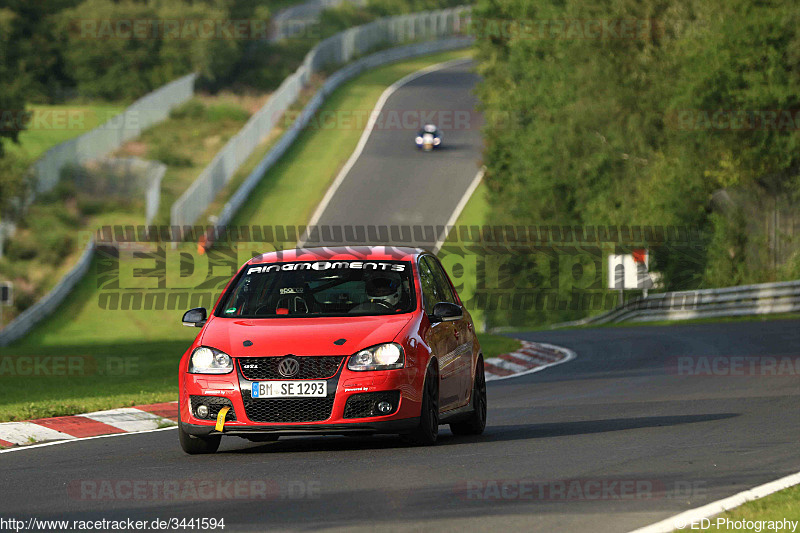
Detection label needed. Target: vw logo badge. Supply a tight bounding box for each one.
[278,356,300,378]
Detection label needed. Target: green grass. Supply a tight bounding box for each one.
[717,485,800,529]
[671,485,800,532]
[0,341,188,422]
[0,48,474,422]
[478,333,522,360]
[444,181,489,330]
[6,104,127,164]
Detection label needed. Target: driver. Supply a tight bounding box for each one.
[417,123,440,137]
[365,273,402,307]
[350,272,404,313]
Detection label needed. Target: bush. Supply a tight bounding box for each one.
[151,145,193,168]
[474,0,800,325]
[57,0,239,101]
[76,198,106,217]
[169,100,205,120]
[13,287,36,314]
[205,103,250,123]
[4,239,39,262]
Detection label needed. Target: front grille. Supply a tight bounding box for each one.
[239,356,345,380]
[241,391,335,423]
[343,391,401,419]
[190,395,236,421]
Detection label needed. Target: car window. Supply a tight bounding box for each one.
[417,258,439,315]
[217,260,415,318]
[422,256,457,306]
[421,256,456,312]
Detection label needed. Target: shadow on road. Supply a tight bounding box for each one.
[220,413,738,454]
[472,413,739,442]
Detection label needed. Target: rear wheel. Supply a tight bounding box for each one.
[178,422,221,454]
[408,365,439,445]
[450,357,487,436]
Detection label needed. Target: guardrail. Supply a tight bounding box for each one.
[31,74,197,194]
[170,6,471,230]
[552,279,800,328]
[0,240,96,347]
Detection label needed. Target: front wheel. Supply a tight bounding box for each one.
[450,357,487,436]
[179,422,221,454]
[407,365,439,445]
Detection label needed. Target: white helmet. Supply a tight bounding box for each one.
[365,273,402,307]
[423,124,438,133]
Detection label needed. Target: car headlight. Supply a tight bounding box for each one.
[415,136,423,144]
[189,346,233,374]
[347,343,404,371]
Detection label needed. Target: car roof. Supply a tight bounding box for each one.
[248,246,430,265]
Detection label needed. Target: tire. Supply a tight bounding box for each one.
[407,365,439,445]
[179,422,221,454]
[450,357,487,436]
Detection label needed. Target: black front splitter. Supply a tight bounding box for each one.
[182,418,419,437]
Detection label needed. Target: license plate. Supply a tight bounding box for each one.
[251,381,327,398]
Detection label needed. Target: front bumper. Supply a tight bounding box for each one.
[182,418,420,437]
[180,357,423,434]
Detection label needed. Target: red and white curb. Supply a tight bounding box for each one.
[0,402,178,450]
[484,341,576,382]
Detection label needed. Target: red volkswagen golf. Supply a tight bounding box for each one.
[178,246,486,453]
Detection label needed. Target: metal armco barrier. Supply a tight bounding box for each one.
[0,240,96,347]
[552,279,800,328]
[31,74,197,194]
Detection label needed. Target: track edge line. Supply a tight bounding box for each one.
[628,471,800,533]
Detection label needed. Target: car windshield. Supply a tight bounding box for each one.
[217,260,416,318]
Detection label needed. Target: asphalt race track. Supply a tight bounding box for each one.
[2,60,799,532]
[2,320,799,531]
[305,58,484,248]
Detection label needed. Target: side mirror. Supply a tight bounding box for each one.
[431,302,463,323]
[182,307,207,327]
